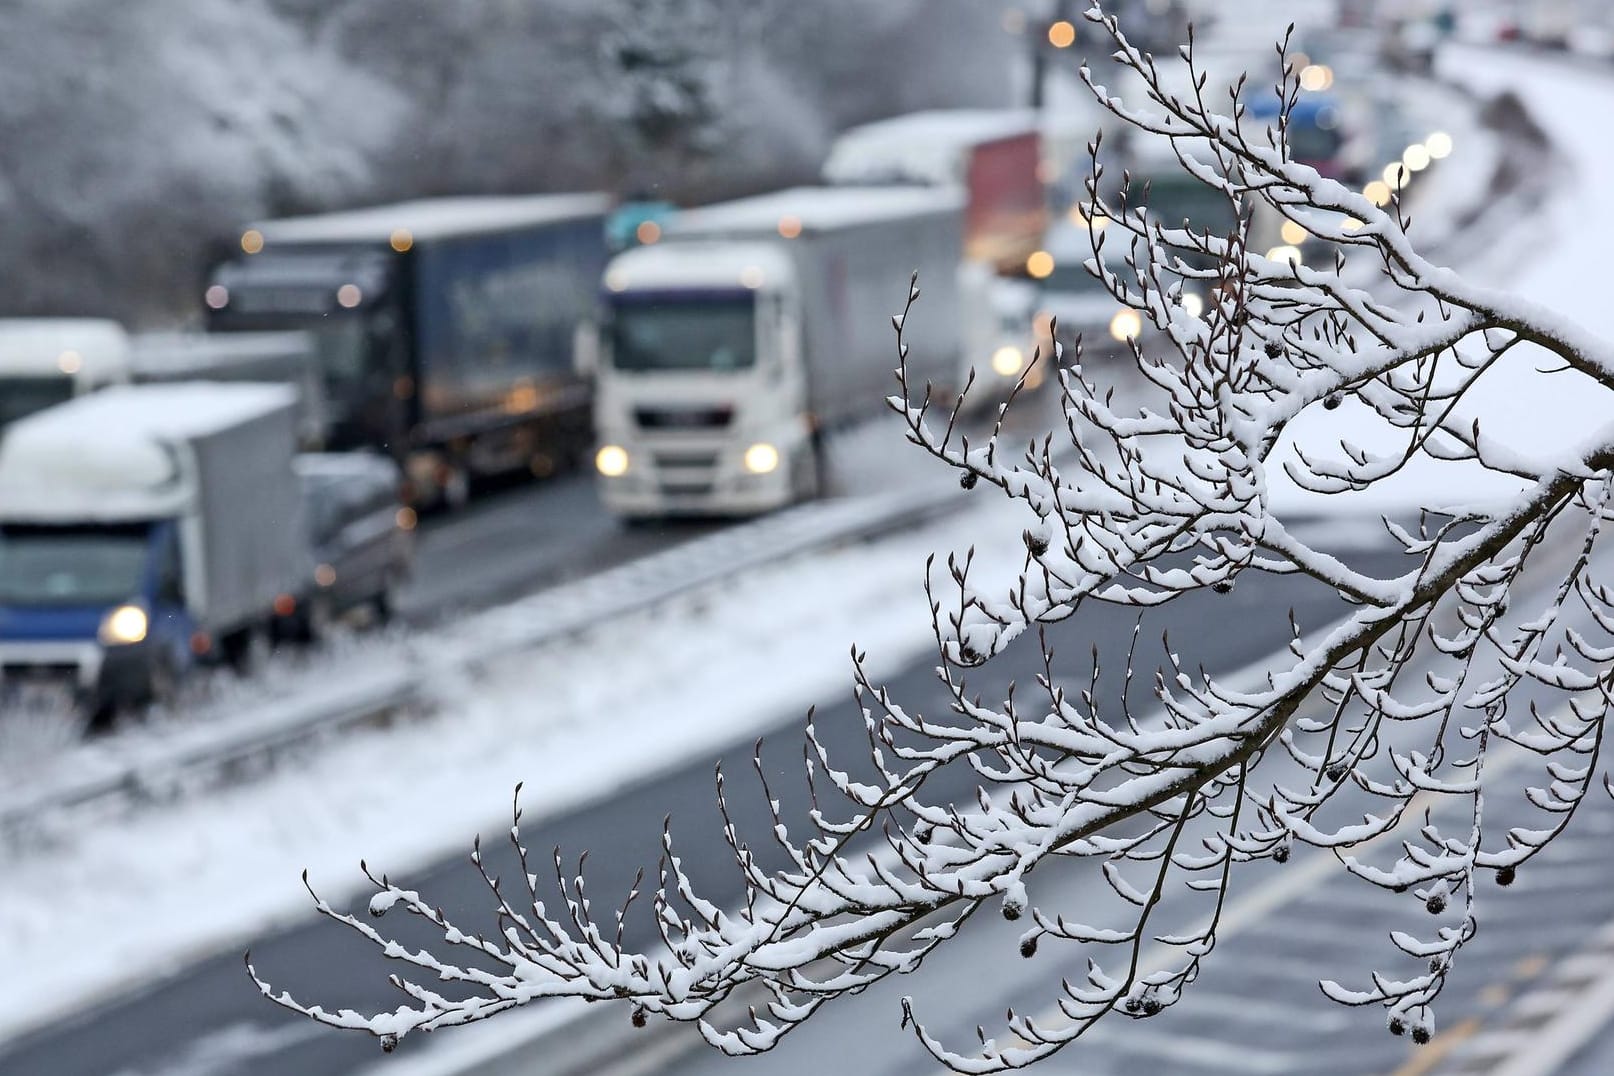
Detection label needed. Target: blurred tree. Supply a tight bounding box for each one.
[0,0,1020,322]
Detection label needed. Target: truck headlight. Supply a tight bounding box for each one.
[743,443,780,475]
[595,444,630,477]
[98,604,149,646]
[990,345,1025,378]
[1109,308,1143,342]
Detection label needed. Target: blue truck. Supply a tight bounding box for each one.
[204,195,612,507]
[0,383,309,722]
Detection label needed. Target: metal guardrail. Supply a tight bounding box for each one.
[0,482,964,837]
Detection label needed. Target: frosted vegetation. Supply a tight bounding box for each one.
[3,0,1010,324]
[252,6,1614,1071]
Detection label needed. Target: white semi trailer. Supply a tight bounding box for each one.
[131,331,327,449]
[0,318,131,432]
[591,186,966,519]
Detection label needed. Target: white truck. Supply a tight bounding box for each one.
[590,186,967,519]
[0,384,309,719]
[0,318,131,431]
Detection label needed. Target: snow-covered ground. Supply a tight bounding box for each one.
[3,35,1607,1064]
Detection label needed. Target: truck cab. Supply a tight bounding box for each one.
[0,518,194,714]
[593,242,813,518]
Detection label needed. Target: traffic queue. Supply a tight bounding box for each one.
[0,107,1069,723]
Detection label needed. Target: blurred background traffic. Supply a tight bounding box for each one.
[0,0,1555,735]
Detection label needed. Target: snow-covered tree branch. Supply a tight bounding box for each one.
[250,6,1614,1068]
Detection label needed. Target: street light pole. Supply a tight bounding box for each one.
[1032,0,1076,111]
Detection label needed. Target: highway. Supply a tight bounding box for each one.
[394,470,721,626]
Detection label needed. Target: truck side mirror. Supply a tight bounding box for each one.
[573,320,600,379]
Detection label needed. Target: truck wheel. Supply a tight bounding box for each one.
[371,573,401,626]
[282,597,333,646]
[442,465,471,511]
[146,651,179,713]
[795,438,824,502]
[222,625,271,677]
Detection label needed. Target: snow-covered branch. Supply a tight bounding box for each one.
[252,5,1614,1068]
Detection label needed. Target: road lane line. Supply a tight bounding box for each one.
[1392,1016,1481,1076]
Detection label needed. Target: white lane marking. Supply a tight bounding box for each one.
[1083,1023,1302,1073]
[106,1020,325,1076]
[1487,968,1614,1076]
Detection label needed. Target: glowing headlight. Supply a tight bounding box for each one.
[1181,292,1205,318]
[1109,308,1142,343]
[990,345,1026,378]
[595,445,630,477]
[1265,244,1304,267]
[98,604,148,646]
[743,442,780,475]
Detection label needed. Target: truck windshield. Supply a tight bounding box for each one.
[0,523,152,606]
[0,376,74,431]
[609,296,756,372]
[1144,179,1240,240]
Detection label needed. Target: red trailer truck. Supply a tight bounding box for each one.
[821,109,1046,275]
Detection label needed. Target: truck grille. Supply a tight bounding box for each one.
[653,449,721,470]
[635,405,733,430]
[660,481,715,497]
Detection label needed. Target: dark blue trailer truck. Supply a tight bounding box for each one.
[205,195,612,506]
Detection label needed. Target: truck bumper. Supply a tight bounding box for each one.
[595,431,809,519]
[0,639,160,709]
[601,477,793,518]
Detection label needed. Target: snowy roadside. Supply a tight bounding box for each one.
[0,467,1048,1043]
